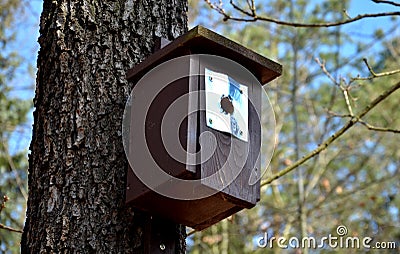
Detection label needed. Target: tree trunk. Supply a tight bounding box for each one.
[22,0,187,253]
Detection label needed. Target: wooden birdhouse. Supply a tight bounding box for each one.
[125,26,281,230]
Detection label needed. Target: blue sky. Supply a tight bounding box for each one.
[6,0,400,154]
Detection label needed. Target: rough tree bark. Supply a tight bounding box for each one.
[22,0,187,253]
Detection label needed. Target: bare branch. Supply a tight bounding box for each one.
[365,58,400,78]
[315,58,339,87]
[349,59,400,85]
[325,112,399,134]
[327,111,352,119]
[308,24,398,82]
[363,58,378,76]
[0,195,23,233]
[0,223,23,233]
[316,58,355,116]
[204,1,400,27]
[0,195,8,214]
[261,80,400,186]
[342,89,354,116]
[372,0,400,7]
[249,0,256,16]
[343,9,352,19]
[229,0,253,17]
[358,119,400,133]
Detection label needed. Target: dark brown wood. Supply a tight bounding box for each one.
[198,58,261,206]
[186,55,200,174]
[144,216,177,254]
[126,176,243,230]
[125,25,281,231]
[153,36,172,52]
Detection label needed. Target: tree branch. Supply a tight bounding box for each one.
[372,0,400,7]
[353,58,400,81]
[204,1,400,27]
[0,223,23,233]
[229,0,253,17]
[261,80,400,186]
[0,195,23,233]
[358,119,400,133]
[315,58,355,116]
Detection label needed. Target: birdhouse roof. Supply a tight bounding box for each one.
[126,26,282,84]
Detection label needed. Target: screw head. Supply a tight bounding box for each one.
[160,244,166,251]
[209,118,213,124]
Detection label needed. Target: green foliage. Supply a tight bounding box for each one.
[188,0,400,253]
[0,0,31,253]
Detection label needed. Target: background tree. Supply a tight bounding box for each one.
[0,0,31,252]
[188,0,400,253]
[21,0,187,253]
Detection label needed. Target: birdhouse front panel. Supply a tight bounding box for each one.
[197,56,261,207]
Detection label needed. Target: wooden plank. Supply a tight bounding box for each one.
[127,188,242,230]
[143,216,177,254]
[250,81,262,201]
[198,57,260,206]
[186,55,200,173]
[128,55,195,181]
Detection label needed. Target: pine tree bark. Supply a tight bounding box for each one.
[22,0,187,253]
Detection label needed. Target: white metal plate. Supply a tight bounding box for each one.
[205,68,248,142]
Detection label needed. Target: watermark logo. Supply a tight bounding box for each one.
[257,225,397,250]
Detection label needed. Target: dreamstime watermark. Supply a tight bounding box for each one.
[257,225,397,250]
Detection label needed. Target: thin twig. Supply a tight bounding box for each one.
[342,89,354,116]
[0,195,8,214]
[230,0,253,17]
[350,59,400,84]
[248,0,256,16]
[372,0,400,7]
[316,58,355,116]
[327,111,352,119]
[0,223,23,233]
[308,24,398,82]
[0,195,23,233]
[204,1,400,28]
[343,9,352,19]
[315,58,340,87]
[363,58,377,76]
[358,119,400,133]
[365,57,400,77]
[261,80,400,186]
